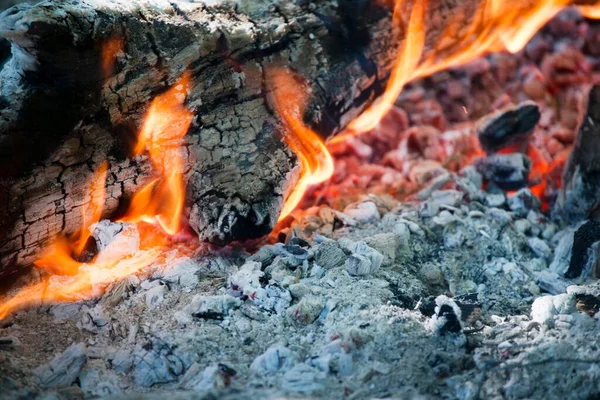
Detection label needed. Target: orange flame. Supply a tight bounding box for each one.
[0,248,160,320]
[0,72,193,320]
[335,0,576,143]
[267,68,334,220]
[579,2,600,18]
[119,72,193,235]
[33,162,108,276]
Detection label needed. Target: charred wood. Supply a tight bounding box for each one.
[0,0,474,275]
[554,85,600,223]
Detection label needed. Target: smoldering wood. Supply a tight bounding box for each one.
[554,85,600,223]
[0,0,476,275]
[476,101,540,153]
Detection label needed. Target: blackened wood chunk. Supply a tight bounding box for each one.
[476,153,532,191]
[476,101,540,153]
[567,220,600,279]
[575,294,600,317]
[554,85,600,223]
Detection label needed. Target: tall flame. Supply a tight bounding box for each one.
[267,68,335,220]
[0,72,193,320]
[119,72,193,235]
[338,0,586,142]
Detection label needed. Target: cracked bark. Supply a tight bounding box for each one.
[0,0,472,275]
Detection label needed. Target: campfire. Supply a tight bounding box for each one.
[2,0,600,399]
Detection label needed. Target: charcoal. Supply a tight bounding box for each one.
[476,153,532,191]
[91,220,140,264]
[281,364,327,395]
[567,283,600,317]
[0,337,18,348]
[567,220,600,278]
[536,270,570,295]
[191,295,241,320]
[229,261,292,313]
[250,345,298,374]
[287,295,325,325]
[343,201,380,224]
[453,293,482,324]
[428,296,465,345]
[132,347,182,387]
[508,188,541,217]
[364,233,401,266]
[33,343,88,388]
[555,86,600,222]
[181,363,236,390]
[476,101,540,153]
[311,240,347,270]
[528,237,552,260]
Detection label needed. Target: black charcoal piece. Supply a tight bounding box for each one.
[567,220,600,279]
[454,293,482,323]
[555,86,600,223]
[477,101,540,153]
[476,153,532,191]
[437,304,462,335]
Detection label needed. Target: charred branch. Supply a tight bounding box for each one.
[554,85,600,223]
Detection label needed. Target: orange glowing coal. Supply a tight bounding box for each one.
[335,0,596,142]
[101,36,124,78]
[267,68,334,221]
[0,73,193,320]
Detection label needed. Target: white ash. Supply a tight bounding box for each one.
[32,343,88,389]
[91,220,140,264]
[3,169,600,399]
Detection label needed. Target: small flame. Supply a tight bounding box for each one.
[34,162,108,276]
[337,0,577,142]
[267,68,335,220]
[0,70,193,320]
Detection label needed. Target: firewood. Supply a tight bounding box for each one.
[0,0,470,274]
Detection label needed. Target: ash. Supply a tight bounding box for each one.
[3,178,600,400]
[3,7,600,400]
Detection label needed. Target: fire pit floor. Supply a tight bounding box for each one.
[2,177,600,399]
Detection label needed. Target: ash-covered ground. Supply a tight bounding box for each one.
[3,179,600,400]
[3,7,600,400]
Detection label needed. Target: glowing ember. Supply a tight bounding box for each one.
[0,72,193,320]
[101,36,124,78]
[267,68,334,220]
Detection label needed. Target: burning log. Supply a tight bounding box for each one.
[554,85,600,222]
[1,0,515,275]
[0,0,408,273]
